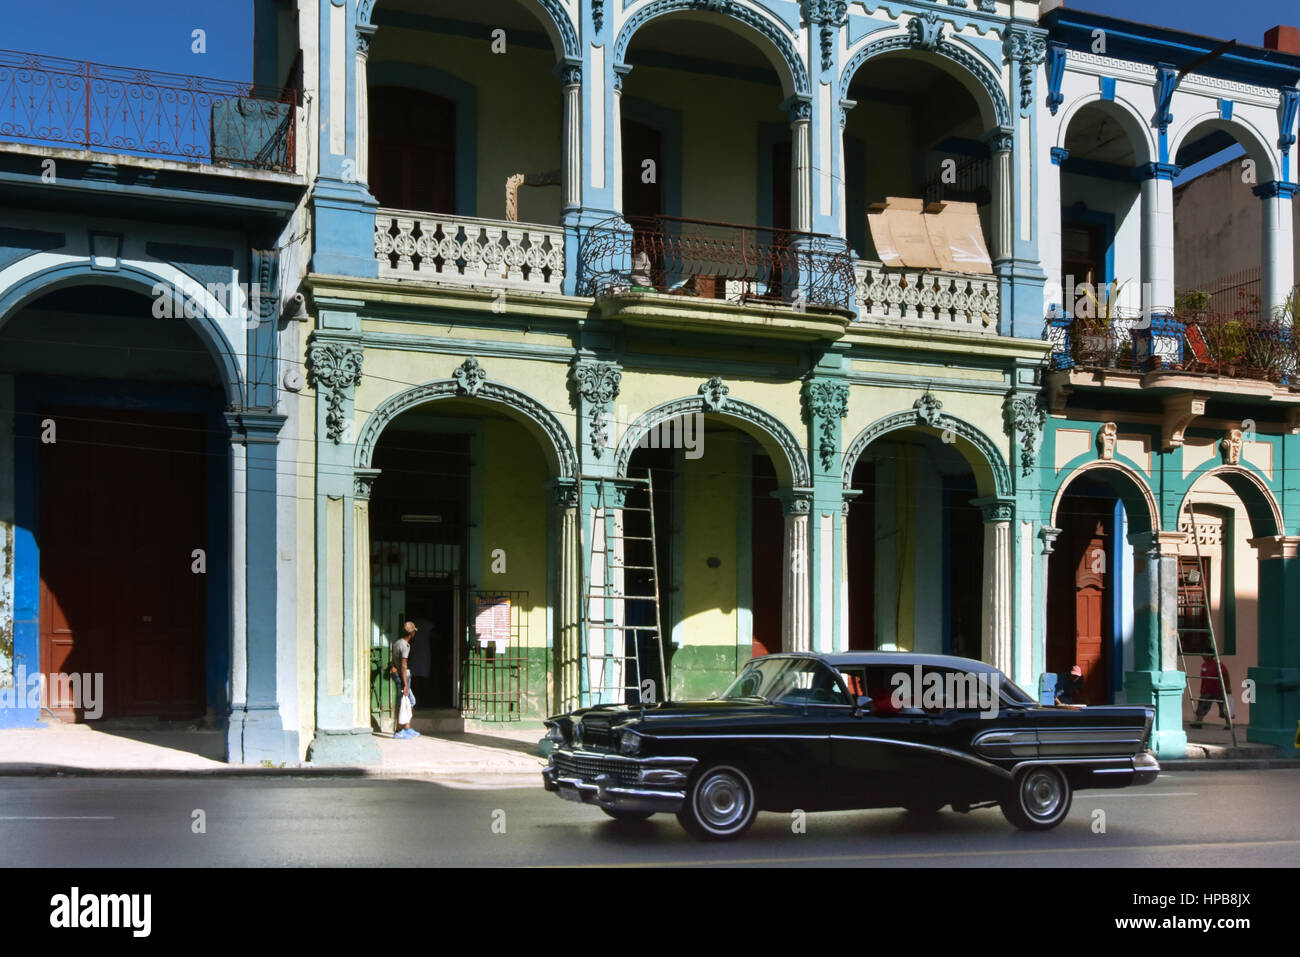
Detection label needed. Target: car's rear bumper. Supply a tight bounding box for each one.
[542,749,695,813]
[1079,750,1160,787]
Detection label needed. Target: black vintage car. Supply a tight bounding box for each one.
[542,651,1159,840]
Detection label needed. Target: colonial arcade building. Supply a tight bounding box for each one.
[2,1,1297,764]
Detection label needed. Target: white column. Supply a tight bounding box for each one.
[563,64,583,212]
[1043,150,1066,314]
[229,437,248,709]
[977,500,1014,672]
[355,26,374,184]
[982,129,1014,264]
[791,103,813,233]
[1141,166,1177,313]
[1260,183,1297,317]
[781,494,812,652]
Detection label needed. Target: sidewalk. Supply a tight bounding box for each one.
[1165,721,1300,770]
[0,720,548,779]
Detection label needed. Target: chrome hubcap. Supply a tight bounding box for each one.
[696,769,750,830]
[1021,769,1064,820]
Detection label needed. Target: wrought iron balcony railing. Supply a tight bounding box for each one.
[0,49,296,172]
[579,215,857,314]
[1044,310,1298,382]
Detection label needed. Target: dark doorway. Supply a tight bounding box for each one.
[403,582,458,709]
[1048,488,1114,704]
[369,87,456,212]
[945,484,983,660]
[38,405,207,719]
[1062,221,1106,291]
[751,453,782,657]
[846,461,875,650]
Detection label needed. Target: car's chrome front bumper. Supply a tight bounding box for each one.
[1131,749,1160,785]
[542,749,697,813]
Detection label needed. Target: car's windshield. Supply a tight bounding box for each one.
[722,657,847,705]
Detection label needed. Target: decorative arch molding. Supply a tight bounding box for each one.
[358,0,578,60]
[1168,111,1280,182]
[354,373,578,479]
[1050,459,1161,537]
[841,403,1013,499]
[840,29,1011,130]
[1178,464,1284,539]
[613,0,809,97]
[0,259,243,408]
[614,393,811,488]
[1054,93,1157,164]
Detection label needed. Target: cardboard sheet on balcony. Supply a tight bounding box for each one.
[866,198,992,275]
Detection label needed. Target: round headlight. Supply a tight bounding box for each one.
[619,730,642,756]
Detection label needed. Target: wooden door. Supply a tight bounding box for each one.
[622,118,665,288]
[369,87,456,213]
[1074,521,1107,704]
[38,406,207,719]
[1062,222,1105,295]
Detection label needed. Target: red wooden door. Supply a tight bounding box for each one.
[369,87,456,213]
[1074,522,1107,704]
[38,406,207,719]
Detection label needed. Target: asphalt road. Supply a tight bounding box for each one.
[1,770,1297,867]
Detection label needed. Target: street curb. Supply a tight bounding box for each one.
[1161,758,1300,771]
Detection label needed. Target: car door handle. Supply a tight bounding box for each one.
[909,718,927,725]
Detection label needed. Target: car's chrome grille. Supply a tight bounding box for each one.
[553,752,639,788]
[581,720,614,750]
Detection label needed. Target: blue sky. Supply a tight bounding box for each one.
[9,0,253,80]
[1071,0,1298,46]
[9,1,1299,79]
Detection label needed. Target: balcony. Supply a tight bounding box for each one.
[579,215,857,314]
[373,210,565,293]
[0,49,296,172]
[1044,311,1299,382]
[854,261,1001,334]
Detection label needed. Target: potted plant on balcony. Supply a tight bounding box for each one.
[1273,290,1299,384]
[1077,280,1129,368]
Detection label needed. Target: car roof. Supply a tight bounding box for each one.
[755,651,1002,672]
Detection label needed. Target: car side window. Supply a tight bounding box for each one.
[919,666,998,713]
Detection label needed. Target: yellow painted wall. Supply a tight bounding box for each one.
[479,417,549,650]
[369,28,564,224]
[621,64,787,225]
[679,445,739,646]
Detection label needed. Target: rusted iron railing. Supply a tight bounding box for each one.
[0,49,296,171]
[1045,301,1298,382]
[580,215,857,313]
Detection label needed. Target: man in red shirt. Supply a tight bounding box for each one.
[1190,656,1234,727]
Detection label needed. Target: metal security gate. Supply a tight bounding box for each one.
[462,589,528,721]
[369,540,462,730]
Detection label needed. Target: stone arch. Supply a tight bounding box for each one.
[1050,460,1160,537]
[614,0,808,98]
[614,394,810,488]
[0,259,243,408]
[842,407,1012,500]
[359,0,578,61]
[1055,93,1157,165]
[1169,111,1279,182]
[1177,464,1283,538]
[354,374,578,479]
[840,30,1011,130]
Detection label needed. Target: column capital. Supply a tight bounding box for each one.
[548,478,580,509]
[1248,535,1300,560]
[1038,525,1062,554]
[353,467,381,501]
[776,488,815,516]
[1136,162,1181,182]
[982,126,1014,154]
[971,496,1015,523]
[1252,180,1300,200]
[1127,530,1187,556]
[225,410,287,443]
[781,94,813,124]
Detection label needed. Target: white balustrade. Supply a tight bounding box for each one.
[374,210,565,292]
[855,260,1000,333]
